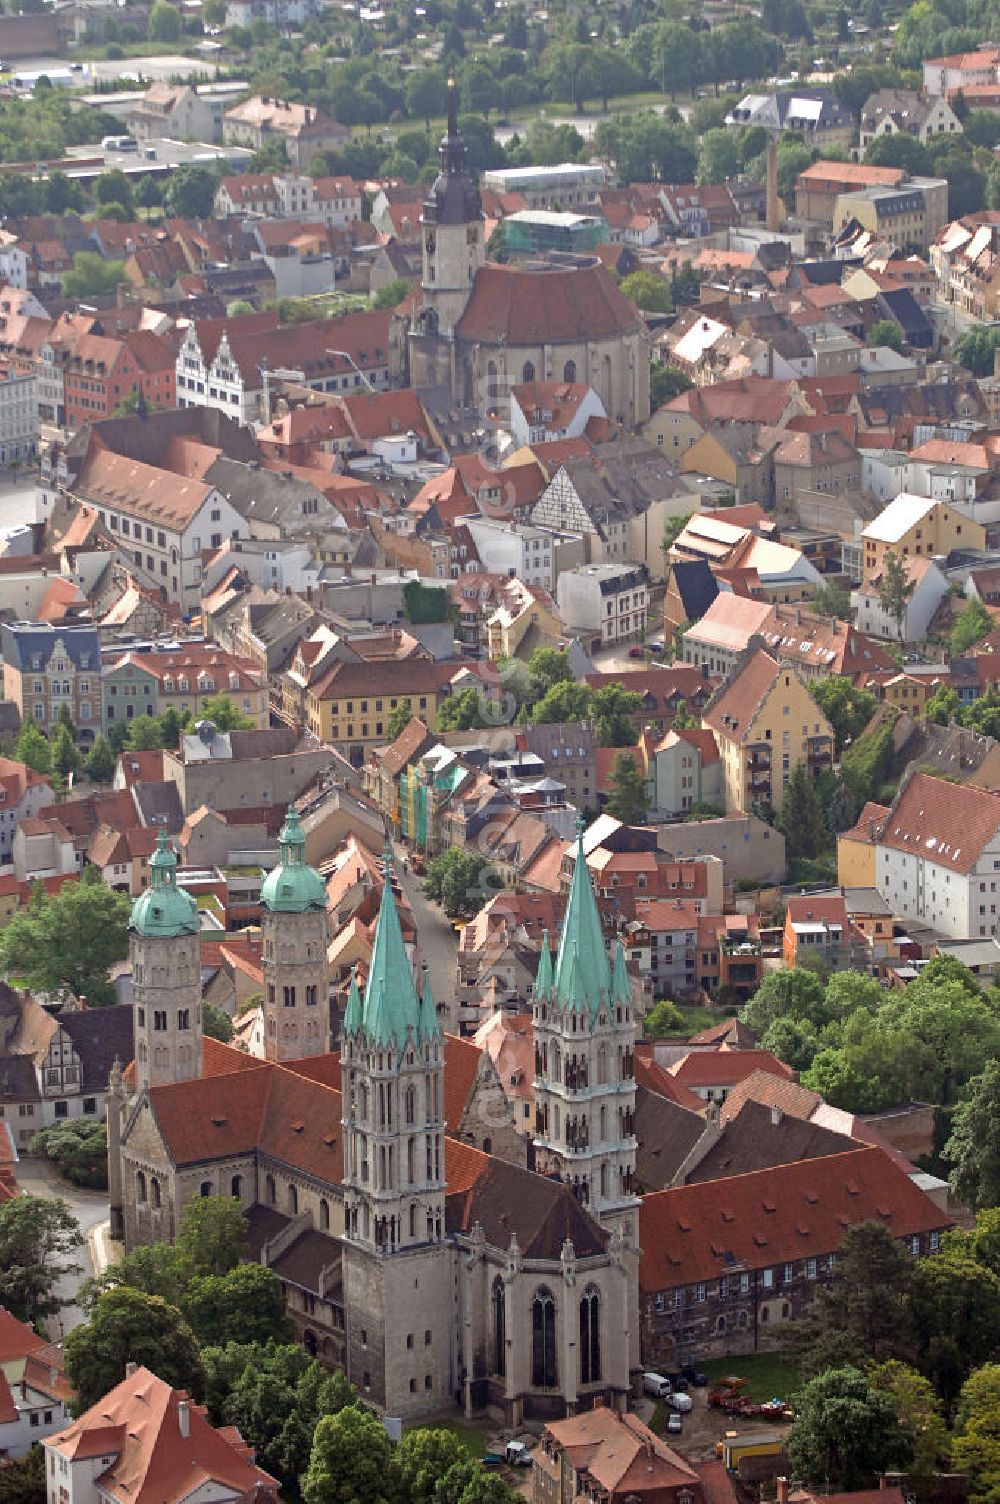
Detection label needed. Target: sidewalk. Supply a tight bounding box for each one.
[88,1220,123,1277]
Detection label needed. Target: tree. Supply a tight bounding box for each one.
[650,361,693,408]
[62,251,126,300]
[946,1059,1000,1211]
[85,735,116,784]
[16,717,49,775]
[870,318,904,353]
[642,998,685,1036]
[868,1360,949,1481]
[94,170,134,216]
[197,694,254,732]
[952,596,994,656]
[878,550,915,643]
[953,1368,1000,1504]
[425,848,500,918]
[865,133,931,175]
[371,277,411,310]
[953,327,1000,378]
[0,1195,80,1324]
[810,677,877,754]
[592,684,642,747]
[787,1366,913,1490]
[697,127,740,184]
[148,0,182,40]
[619,270,672,313]
[184,1264,291,1349]
[527,647,574,699]
[812,581,853,621]
[532,680,594,724]
[0,877,130,1006]
[403,580,450,624]
[30,1120,107,1190]
[817,1220,915,1360]
[777,763,827,861]
[135,175,163,212]
[303,1404,395,1504]
[51,722,81,781]
[661,511,693,555]
[66,1287,205,1412]
[740,966,827,1035]
[385,698,413,741]
[398,1430,467,1504]
[436,688,491,732]
[216,1344,355,1491]
[0,1443,46,1504]
[605,752,648,824]
[164,165,217,219]
[775,141,813,200]
[174,1195,248,1281]
[910,1255,1000,1399]
[406,67,448,129]
[203,1000,233,1042]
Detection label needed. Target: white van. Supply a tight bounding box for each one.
[642,1372,672,1398]
[667,1391,694,1412]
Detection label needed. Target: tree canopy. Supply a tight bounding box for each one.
[0,874,130,1006]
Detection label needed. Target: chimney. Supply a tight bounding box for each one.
[771,1103,783,1126]
[178,1399,190,1438]
[125,1361,138,1377]
[777,1479,790,1504]
[765,139,781,233]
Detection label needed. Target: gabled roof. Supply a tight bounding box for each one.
[702,648,783,744]
[457,262,642,344]
[668,1047,795,1089]
[879,770,1000,874]
[640,1145,949,1291]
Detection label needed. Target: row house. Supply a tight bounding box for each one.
[639,1146,950,1364]
[930,217,1000,322]
[61,330,176,431]
[101,647,268,735]
[0,756,53,864]
[1,621,101,745]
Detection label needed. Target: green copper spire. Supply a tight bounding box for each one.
[130,828,199,938]
[552,820,611,1016]
[260,806,327,913]
[344,968,363,1037]
[535,928,553,995]
[418,968,441,1043]
[361,845,421,1050]
[611,937,629,1006]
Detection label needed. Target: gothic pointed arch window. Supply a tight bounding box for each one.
[231,1174,243,1201]
[136,1170,147,1203]
[563,359,576,383]
[579,1285,601,1384]
[532,1287,557,1388]
[320,1198,330,1231]
[150,1177,161,1210]
[492,1276,506,1377]
[522,360,535,384]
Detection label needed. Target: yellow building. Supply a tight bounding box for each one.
[837,800,890,888]
[861,494,985,584]
[486,588,564,661]
[702,648,834,813]
[305,658,454,768]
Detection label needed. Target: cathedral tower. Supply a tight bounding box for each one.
[340,846,453,1418]
[260,806,330,1061]
[532,823,637,1241]
[130,829,202,1092]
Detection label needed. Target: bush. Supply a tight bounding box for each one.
[30,1120,108,1189]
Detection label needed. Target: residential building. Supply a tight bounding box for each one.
[0,756,54,864]
[648,729,723,821]
[794,162,908,227]
[702,648,835,814]
[125,82,226,143]
[0,1307,70,1459]
[301,658,457,766]
[861,494,984,584]
[725,90,854,148]
[853,555,949,642]
[0,361,37,468]
[62,330,176,432]
[859,88,962,148]
[214,172,362,226]
[465,518,558,591]
[640,1146,949,1362]
[480,163,606,210]
[102,648,268,734]
[931,216,1000,321]
[772,427,860,507]
[1,622,101,744]
[162,724,330,817]
[555,563,650,646]
[833,179,950,255]
[626,897,702,998]
[783,893,855,969]
[683,597,896,682]
[923,45,1000,97]
[59,446,245,611]
[534,1408,730,1504]
[222,95,349,169]
[875,771,1000,940]
[656,811,786,887]
[43,1365,279,1504]
[509,381,607,449]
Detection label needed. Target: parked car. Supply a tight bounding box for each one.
[667,1392,694,1413]
[683,1365,708,1386]
[643,1372,673,1398]
[667,1413,683,1434]
[628,644,645,658]
[648,639,665,654]
[505,1442,532,1466]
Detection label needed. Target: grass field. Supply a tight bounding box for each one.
[421,1417,491,1456]
[702,1353,800,1402]
[647,1003,732,1038]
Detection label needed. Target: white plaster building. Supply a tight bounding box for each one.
[556,563,649,645]
[465,517,557,590]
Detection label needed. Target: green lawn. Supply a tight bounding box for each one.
[412,1417,490,1457]
[702,1352,800,1403]
[647,1003,731,1038]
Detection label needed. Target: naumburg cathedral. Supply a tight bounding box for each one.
[109,810,641,1423]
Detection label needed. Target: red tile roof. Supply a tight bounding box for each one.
[668,1048,795,1089]
[639,1145,949,1291]
[457,263,642,344]
[879,771,1000,874]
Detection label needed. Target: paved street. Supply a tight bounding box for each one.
[391,838,461,1034]
[15,1155,110,1337]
